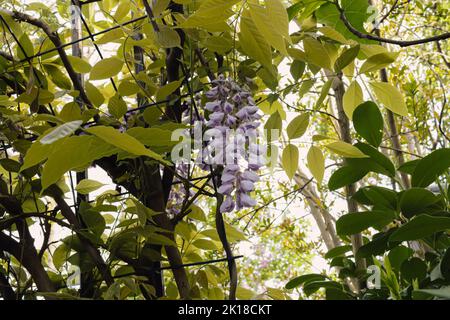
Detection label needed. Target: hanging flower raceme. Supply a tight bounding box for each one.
[202,75,265,213]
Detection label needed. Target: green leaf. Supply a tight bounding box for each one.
[249,3,288,56]
[336,210,396,236]
[307,146,325,184]
[40,120,83,145]
[399,188,440,218]
[156,79,183,102]
[343,81,363,119]
[287,114,309,139]
[290,60,305,81]
[282,144,299,180]
[67,56,92,73]
[411,149,450,187]
[388,245,413,271]
[44,64,72,90]
[85,81,105,107]
[85,126,168,164]
[334,45,360,72]
[398,159,420,175]
[414,287,450,299]
[328,165,367,191]
[303,37,332,69]
[76,179,105,195]
[40,136,118,190]
[360,52,399,74]
[17,33,34,60]
[325,141,368,158]
[370,82,408,116]
[264,111,282,142]
[118,81,140,96]
[354,143,395,177]
[239,9,272,69]
[180,0,241,29]
[316,0,371,42]
[314,80,333,109]
[324,245,353,259]
[401,257,427,282]
[390,214,450,241]
[353,102,384,147]
[156,26,181,48]
[285,274,328,289]
[108,94,127,119]
[90,57,123,80]
[192,239,219,251]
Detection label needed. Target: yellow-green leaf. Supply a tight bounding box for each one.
[325,141,369,158]
[85,126,169,164]
[370,82,408,116]
[67,56,92,74]
[90,57,123,80]
[287,114,309,139]
[239,9,272,69]
[307,146,325,184]
[303,37,331,70]
[282,144,299,180]
[76,179,105,194]
[360,52,399,74]
[343,80,363,119]
[156,79,183,101]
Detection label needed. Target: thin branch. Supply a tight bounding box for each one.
[336,2,450,47]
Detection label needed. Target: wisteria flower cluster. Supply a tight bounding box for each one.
[203,75,265,213]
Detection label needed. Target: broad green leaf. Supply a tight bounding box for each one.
[307,146,325,184]
[282,144,299,180]
[118,81,141,96]
[285,274,328,290]
[264,111,282,142]
[343,81,363,119]
[401,257,427,282]
[328,165,368,191]
[411,148,450,187]
[156,79,183,101]
[108,94,127,119]
[414,287,450,299]
[17,33,34,60]
[0,95,16,107]
[334,45,360,72]
[266,0,290,40]
[287,114,309,139]
[180,0,241,29]
[336,210,396,236]
[85,126,168,164]
[239,9,272,69]
[325,141,368,158]
[60,102,82,122]
[370,82,408,116]
[353,101,384,147]
[41,136,118,190]
[85,81,105,107]
[40,120,83,145]
[156,26,181,48]
[90,57,123,80]
[316,0,371,42]
[319,26,349,44]
[290,60,305,81]
[354,143,396,177]
[390,214,450,241]
[303,37,331,69]
[76,179,105,195]
[360,52,399,74]
[44,64,72,90]
[67,56,92,73]
[324,245,353,259]
[192,239,219,251]
[399,188,440,218]
[314,79,333,109]
[249,3,288,56]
